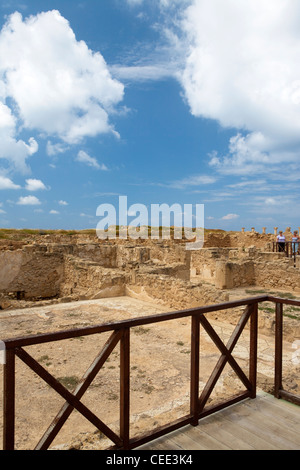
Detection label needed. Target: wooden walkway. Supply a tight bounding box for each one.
[137,392,300,450]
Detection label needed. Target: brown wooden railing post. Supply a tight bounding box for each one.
[190,315,200,426]
[120,328,130,449]
[3,347,15,450]
[249,303,258,399]
[275,302,283,399]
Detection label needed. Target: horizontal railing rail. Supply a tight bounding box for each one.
[1,295,300,450]
[273,241,299,260]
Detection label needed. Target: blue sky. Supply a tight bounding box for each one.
[0,0,300,233]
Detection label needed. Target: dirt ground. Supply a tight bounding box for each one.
[0,292,299,450]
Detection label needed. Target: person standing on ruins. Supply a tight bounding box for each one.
[292,230,299,254]
[276,231,286,252]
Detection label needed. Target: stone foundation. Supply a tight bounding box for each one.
[0,231,300,311]
[191,246,300,292]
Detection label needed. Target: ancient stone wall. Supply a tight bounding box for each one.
[191,247,256,287]
[191,246,300,292]
[61,256,126,300]
[47,243,118,268]
[0,239,192,305]
[254,258,300,291]
[60,248,191,304]
[126,272,227,311]
[116,245,150,268]
[203,231,274,249]
[214,260,255,289]
[148,242,190,265]
[1,230,300,308]
[0,246,64,299]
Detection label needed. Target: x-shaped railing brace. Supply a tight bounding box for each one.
[197,305,254,415]
[15,330,124,450]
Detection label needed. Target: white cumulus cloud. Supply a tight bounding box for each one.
[222,213,239,220]
[17,195,41,205]
[0,175,21,190]
[177,0,300,175]
[76,150,108,170]
[25,179,47,191]
[0,102,38,173]
[0,10,124,172]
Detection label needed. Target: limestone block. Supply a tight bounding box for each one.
[215,261,228,289]
[0,250,23,289]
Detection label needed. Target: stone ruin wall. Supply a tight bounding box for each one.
[0,228,300,311]
[191,246,300,292]
[0,245,64,300]
[254,256,300,291]
[0,238,224,310]
[203,230,273,249]
[59,241,225,310]
[191,247,256,289]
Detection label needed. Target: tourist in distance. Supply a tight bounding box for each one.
[276,231,286,252]
[292,230,299,255]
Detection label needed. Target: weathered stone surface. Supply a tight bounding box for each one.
[0,230,300,306]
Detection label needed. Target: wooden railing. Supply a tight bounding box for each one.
[273,241,299,260]
[2,295,300,450]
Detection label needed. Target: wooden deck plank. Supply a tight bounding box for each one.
[232,394,300,446]
[141,436,183,451]
[220,400,300,450]
[167,432,214,451]
[169,427,231,451]
[247,393,300,430]
[137,392,300,451]
[187,414,270,450]
[186,424,254,450]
